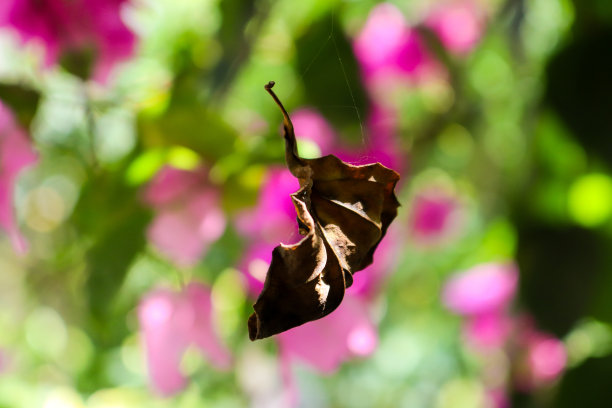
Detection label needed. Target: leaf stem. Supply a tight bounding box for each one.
[264,81,306,174]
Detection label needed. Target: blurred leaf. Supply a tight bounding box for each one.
[208,0,265,100]
[86,205,150,319]
[568,173,612,228]
[60,47,95,82]
[0,83,40,129]
[516,222,609,336]
[295,13,369,137]
[125,146,201,186]
[546,27,612,165]
[139,106,238,161]
[202,227,245,275]
[572,0,612,34]
[534,112,586,178]
[124,148,167,186]
[167,145,201,170]
[553,355,612,408]
[71,171,151,336]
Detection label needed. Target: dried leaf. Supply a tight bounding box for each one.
[248,82,400,340]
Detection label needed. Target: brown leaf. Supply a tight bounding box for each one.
[248,81,400,340]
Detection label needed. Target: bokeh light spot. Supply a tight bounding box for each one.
[211,268,247,337]
[125,149,166,185]
[248,258,269,283]
[167,146,201,170]
[296,139,322,159]
[437,124,473,163]
[211,268,246,312]
[42,387,84,408]
[568,173,612,227]
[347,325,377,356]
[25,307,68,359]
[436,378,486,408]
[469,50,513,98]
[529,338,567,380]
[25,186,66,233]
[565,319,612,366]
[120,334,145,376]
[140,296,173,327]
[61,327,94,375]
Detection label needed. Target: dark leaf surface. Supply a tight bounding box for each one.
[0,83,40,129]
[248,82,400,340]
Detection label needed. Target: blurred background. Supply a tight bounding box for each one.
[1,0,612,407]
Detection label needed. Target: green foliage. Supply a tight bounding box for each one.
[295,12,368,139]
[0,83,40,129]
[2,0,612,406]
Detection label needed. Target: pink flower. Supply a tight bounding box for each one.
[0,0,136,83]
[363,104,404,171]
[145,164,203,207]
[425,0,486,55]
[277,295,377,374]
[238,241,274,296]
[486,388,510,408]
[444,262,567,395]
[354,3,441,90]
[409,187,461,244]
[463,312,512,348]
[145,166,226,267]
[513,318,567,389]
[235,167,300,245]
[291,108,336,154]
[347,225,400,298]
[235,167,299,294]
[0,102,37,253]
[526,334,566,384]
[443,263,518,316]
[332,108,404,172]
[290,105,404,173]
[138,282,232,396]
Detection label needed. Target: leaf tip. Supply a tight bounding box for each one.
[247,312,260,341]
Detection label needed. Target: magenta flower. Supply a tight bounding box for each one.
[277,295,378,374]
[409,187,461,245]
[346,225,400,298]
[443,262,518,316]
[513,317,567,389]
[463,312,512,348]
[291,105,404,173]
[235,167,300,245]
[486,388,510,408]
[0,0,136,83]
[363,104,404,171]
[238,241,274,296]
[354,3,441,90]
[330,107,403,174]
[291,108,336,154]
[425,0,485,56]
[0,102,37,253]
[444,263,567,395]
[235,166,299,298]
[138,282,232,396]
[526,333,566,384]
[145,166,226,267]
